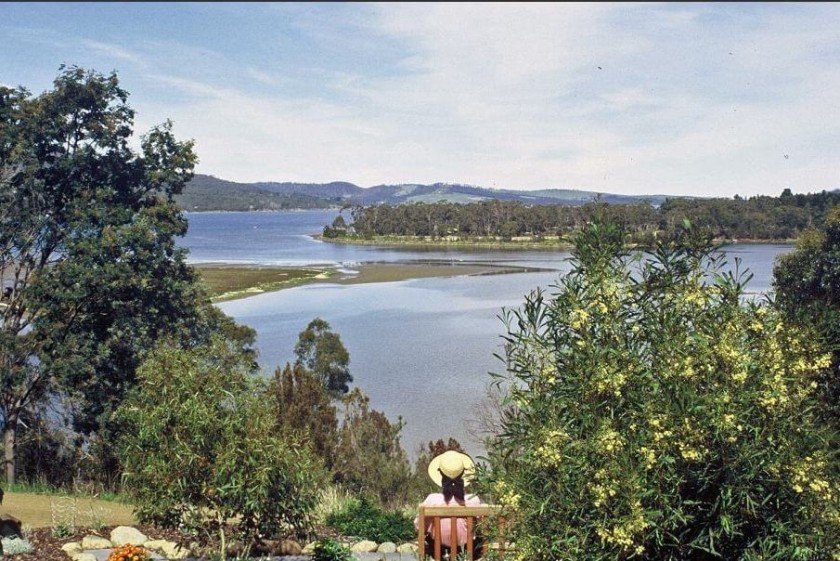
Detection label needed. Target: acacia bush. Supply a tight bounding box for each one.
[117,337,323,556]
[774,206,840,425]
[481,222,839,560]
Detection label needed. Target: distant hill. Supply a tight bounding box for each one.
[177,174,672,211]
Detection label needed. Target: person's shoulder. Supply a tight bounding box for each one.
[422,493,444,505]
[465,494,483,505]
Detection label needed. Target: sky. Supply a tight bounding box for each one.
[1,3,839,197]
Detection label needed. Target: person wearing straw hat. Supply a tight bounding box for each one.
[414,450,484,552]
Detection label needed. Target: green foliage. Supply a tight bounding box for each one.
[773,206,840,425]
[51,522,73,539]
[1,537,34,555]
[332,389,413,508]
[481,221,839,560]
[295,318,353,395]
[267,363,339,469]
[326,497,414,543]
[0,67,255,486]
[117,337,323,556]
[312,538,353,561]
[343,191,839,243]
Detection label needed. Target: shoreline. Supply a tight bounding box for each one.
[194,261,546,302]
[317,234,797,250]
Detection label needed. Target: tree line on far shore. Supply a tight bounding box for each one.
[324,189,839,243]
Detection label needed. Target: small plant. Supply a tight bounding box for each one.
[326,497,414,543]
[313,485,353,525]
[107,543,151,561]
[1,537,34,555]
[51,521,74,539]
[313,538,352,561]
[50,496,77,537]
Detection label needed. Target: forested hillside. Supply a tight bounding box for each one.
[177,174,670,210]
[331,190,839,242]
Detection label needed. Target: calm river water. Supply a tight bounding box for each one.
[180,210,793,455]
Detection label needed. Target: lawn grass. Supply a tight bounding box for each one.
[195,265,332,301]
[4,492,136,529]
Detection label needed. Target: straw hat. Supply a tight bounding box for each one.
[427,450,475,487]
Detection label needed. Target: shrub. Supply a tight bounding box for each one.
[481,221,840,560]
[312,538,353,561]
[774,206,840,425]
[332,389,413,508]
[326,497,415,543]
[1,537,34,556]
[267,363,339,469]
[117,337,324,557]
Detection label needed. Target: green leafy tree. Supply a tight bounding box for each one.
[0,67,221,484]
[332,389,412,508]
[294,318,352,396]
[267,362,339,468]
[480,221,839,560]
[118,337,323,556]
[773,206,840,424]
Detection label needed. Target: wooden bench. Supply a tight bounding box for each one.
[417,505,505,560]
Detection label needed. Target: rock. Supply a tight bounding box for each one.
[71,554,97,561]
[280,539,303,555]
[80,535,112,550]
[145,539,189,559]
[110,526,148,547]
[0,514,22,537]
[161,541,190,559]
[377,541,397,553]
[397,542,418,553]
[61,541,83,556]
[351,540,378,552]
[144,539,167,551]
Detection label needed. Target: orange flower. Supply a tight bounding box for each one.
[107,544,150,561]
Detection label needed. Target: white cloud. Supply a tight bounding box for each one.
[112,4,840,195]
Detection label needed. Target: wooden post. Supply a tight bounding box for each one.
[418,507,426,560]
[466,516,474,560]
[434,517,442,561]
[450,516,458,557]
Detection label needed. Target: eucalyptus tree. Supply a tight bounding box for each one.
[0,67,203,484]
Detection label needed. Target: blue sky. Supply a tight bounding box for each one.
[2,2,839,196]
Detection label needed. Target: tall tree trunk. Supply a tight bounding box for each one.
[4,416,16,486]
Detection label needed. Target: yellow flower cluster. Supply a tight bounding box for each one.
[593,364,627,397]
[596,426,624,455]
[493,480,522,508]
[639,446,656,470]
[789,456,835,501]
[534,429,568,468]
[594,500,648,551]
[590,468,618,508]
[678,442,704,462]
[569,308,589,330]
[648,417,673,443]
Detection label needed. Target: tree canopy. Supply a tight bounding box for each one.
[0,67,251,484]
[294,318,353,396]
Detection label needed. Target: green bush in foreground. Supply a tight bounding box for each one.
[117,337,324,557]
[482,222,839,560]
[326,497,414,543]
[312,538,353,561]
